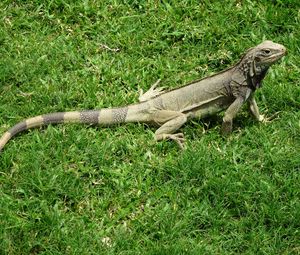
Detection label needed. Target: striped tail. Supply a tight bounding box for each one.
[0,106,137,151]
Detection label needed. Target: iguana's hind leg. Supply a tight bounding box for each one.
[139,79,164,102]
[153,110,187,149]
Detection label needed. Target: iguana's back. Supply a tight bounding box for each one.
[157,67,234,116]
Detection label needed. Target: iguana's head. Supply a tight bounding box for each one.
[239,40,286,88]
[251,40,286,66]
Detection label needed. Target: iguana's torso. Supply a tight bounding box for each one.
[158,68,234,116]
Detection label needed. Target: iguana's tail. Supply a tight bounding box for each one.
[0,104,149,151]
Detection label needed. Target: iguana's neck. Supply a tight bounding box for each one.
[236,54,269,90]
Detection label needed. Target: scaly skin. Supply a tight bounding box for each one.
[0,40,286,150]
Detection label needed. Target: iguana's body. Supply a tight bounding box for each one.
[0,41,286,150]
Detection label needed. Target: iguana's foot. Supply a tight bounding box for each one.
[139,79,164,102]
[168,133,185,149]
[221,121,232,136]
[258,112,280,123]
[156,133,186,149]
[257,114,265,122]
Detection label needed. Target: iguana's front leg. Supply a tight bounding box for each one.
[139,79,164,102]
[153,110,187,149]
[248,95,264,121]
[221,97,244,135]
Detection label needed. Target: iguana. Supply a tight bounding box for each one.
[0,40,286,150]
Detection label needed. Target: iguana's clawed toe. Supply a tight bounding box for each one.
[139,79,164,102]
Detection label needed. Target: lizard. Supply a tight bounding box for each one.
[0,40,286,151]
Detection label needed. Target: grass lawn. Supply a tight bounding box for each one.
[0,0,299,254]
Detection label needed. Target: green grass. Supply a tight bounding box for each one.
[0,0,299,254]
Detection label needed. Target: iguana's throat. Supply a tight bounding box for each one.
[250,60,269,89]
[239,57,269,90]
